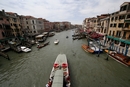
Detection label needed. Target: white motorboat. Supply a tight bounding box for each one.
[21,46,31,52]
[46,54,70,87]
[89,41,103,53]
[54,39,59,45]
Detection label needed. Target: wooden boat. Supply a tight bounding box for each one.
[54,39,59,45]
[46,54,70,87]
[1,46,10,52]
[105,49,130,67]
[82,44,94,53]
[49,32,55,37]
[37,41,50,48]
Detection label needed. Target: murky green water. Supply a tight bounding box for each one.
[0,29,130,87]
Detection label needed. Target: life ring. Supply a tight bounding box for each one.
[53,63,59,68]
[62,63,67,68]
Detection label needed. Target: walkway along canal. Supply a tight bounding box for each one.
[0,29,130,87]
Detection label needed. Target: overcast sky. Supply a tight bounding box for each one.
[0,0,129,24]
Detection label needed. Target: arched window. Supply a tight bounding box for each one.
[104,28,106,33]
[109,30,111,35]
[2,32,5,37]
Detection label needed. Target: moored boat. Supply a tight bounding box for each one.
[54,39,59,45]
[105,49,130,67]
[20,46,31,52]
[46,54,70,87]
[82,44,94,53]
[89,41,103,53]
[37,41,50,48]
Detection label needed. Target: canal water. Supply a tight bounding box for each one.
[0,29,130,87]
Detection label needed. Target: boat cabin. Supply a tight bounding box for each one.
[52,70,63,87]
[35,35,45,42]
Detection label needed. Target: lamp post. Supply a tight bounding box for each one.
[125,44,129,56]
[97,38,101,57]
[105,41,113,60]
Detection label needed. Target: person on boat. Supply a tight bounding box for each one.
[48,80,52,87]
[37,44,40,48]
[65,75,70,81]
[66,81,70,87]
[46,84,49,87]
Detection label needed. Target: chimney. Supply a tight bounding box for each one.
[2,9,5,15]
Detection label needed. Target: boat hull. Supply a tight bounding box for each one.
[54,40,59,45]
[105,50,130,67]
[47,54,70,87]
[82,44,94,53]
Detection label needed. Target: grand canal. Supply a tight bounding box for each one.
[0,29,130,87]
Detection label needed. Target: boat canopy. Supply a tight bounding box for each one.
[52,70,63,87]
[35,35,44,39]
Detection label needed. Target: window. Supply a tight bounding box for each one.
[120,42,125,47]
[115,16,118,21]
[115,40,119,45]
[34,31,36,33]
[27,26,29,29]
[109,30,111,35]
[112,31,115,36]
[127,14,130,19]
[104,29,106,33]
[26,21,28,24]
[13,18,17,22]
[111,17,114,21]
[110,24,113,27]
[6,19,9,21]
[32,20,34,24]
[125,23,129,28]
[113,24,117,27]
[33,26,35,29]
[0,24,2,28]
[116,31,121,37]
[39,21,41,24]
[120,5,127,11]
[118,23,123,28]
[0,18,3,20]
[123,32,126,38]
[119,15,125,20]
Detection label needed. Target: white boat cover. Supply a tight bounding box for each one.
[55,54,67,64]
[52,70,63,87]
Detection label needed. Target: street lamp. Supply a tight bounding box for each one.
[105,41,113,60]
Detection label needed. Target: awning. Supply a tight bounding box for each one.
[113,37,119,41]
[124,40,130,44]
[107,35,130,45]
[107,35,113,39]
[118,39,125,42]
[107,36,119,41]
